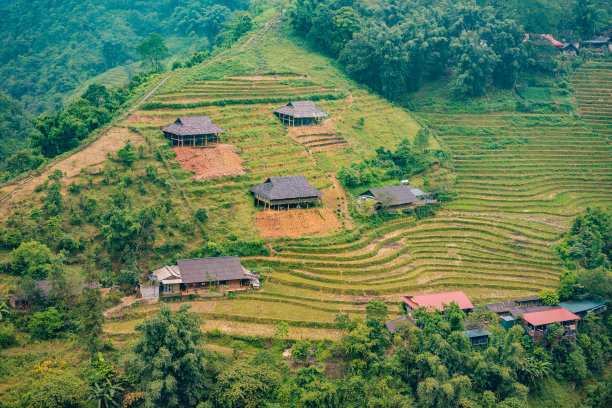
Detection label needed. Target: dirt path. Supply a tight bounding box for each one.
[103,295,140,318]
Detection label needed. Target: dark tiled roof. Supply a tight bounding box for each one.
[361,185,419,207]
[250,176,323,201]
[274,101,329,119]
[162,116,225,136]
[177,256,248,284]
[385,316,412,333]
[515,296,541,303]
[36,278,101,296]
[486,298,557,317]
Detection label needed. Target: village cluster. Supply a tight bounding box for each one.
[390,291,608,345]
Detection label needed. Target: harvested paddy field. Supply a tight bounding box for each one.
[173,144,245,180]
[254,208,342,238]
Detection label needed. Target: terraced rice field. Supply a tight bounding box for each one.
[110,20,611,338]
[571,61,612,140]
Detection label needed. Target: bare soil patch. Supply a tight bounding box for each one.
[0,127,144,220]
[172,144,245,180]
[254,208,342,238]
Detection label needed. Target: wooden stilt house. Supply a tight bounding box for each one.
[250,175,323,210]
[274,101,328,126]
[162,116,225,147]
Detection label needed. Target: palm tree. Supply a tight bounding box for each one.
[90,379,124,408]
[0,300,8,322]
[522,356,553,388]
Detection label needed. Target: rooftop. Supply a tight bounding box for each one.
[558,299,608,314]
[361,185,420,207]
[401,291,474,312]
[162,116,225,136]
[274,101,328,119]
[522,308,580,326]
[250,175,323,201]
[176,256,249,284]
[463,328,491,338]
[582,36,610,44]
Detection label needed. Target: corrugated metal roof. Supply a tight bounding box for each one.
[463,328,490,338]
[362,185,419,207]
[558,300,607,314]
[274,101,329,119]
[401,291,474,311]
[162,116,225,136]
[522,308,580,326]
[177,256,248,284]
[250,175,323,201]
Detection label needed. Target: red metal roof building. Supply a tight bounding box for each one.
[522,308,580,341]
[401,291,474,313]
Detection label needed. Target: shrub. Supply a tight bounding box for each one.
[26,371,89,408]
[28,307,65,340]
[0,324,18,349]
[195,208,208,222]
[117,140,137,167]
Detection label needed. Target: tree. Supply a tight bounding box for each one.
[10,240,52,279]
[213,362,278,408]
[292,340,313,365]
[27,371,90,408]
[136,33,169,71]
[124,303,207,407]
[366,299,389,320]
[117,140,137,167]
[445,302,467,332]
[539,289,559,306]
[451,30,500,97]
[413,129,430,153]
[76,287,104,353]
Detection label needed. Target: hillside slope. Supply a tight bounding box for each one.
[1,11,610,340]
[109,27,609,338]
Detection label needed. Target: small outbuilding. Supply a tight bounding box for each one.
[558,299,608,318]
[250,175,323,210]
[162,116,225,147]
[401,291,474,314]
[359,185,432,212]
[463,328,491,347]
[274,101,328,126]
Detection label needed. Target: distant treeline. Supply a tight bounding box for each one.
[290,0,610,99]
[0,0,251,114]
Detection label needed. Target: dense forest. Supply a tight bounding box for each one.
[290,0,610,99]
[0,0,250,114]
